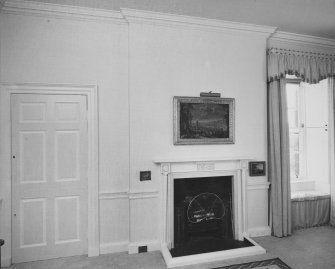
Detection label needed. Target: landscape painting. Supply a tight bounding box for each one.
[173,97,235,145]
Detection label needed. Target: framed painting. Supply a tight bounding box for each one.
[249,161,266,176]
[173,96,235,145]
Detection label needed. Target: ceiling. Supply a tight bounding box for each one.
[28,0,335,39]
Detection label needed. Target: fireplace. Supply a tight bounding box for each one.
[171,176,253,257]
[154,157,266,268]
[174,176,233,246]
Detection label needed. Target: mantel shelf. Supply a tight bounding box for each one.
[153,156,254,164]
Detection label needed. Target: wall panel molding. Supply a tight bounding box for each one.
[99,190,159,200]
[248,181,270,190]
[128,190,159,200]
[99,192,129,200]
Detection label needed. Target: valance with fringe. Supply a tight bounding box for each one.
[268,48,335,84]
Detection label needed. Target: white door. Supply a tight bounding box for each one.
[11,94,88,263]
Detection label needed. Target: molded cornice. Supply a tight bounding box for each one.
[0,0,276,36]
[121,8,276,37]
[2,0,335,49]
[268,31,335,54]
[0,0,125,24]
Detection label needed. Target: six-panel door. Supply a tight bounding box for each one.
[11,94,88,263]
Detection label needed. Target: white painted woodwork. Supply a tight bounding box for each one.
[247,181,270,234]
[0,84,99,267]
[11,94,88,263]
[99,198,129,248]
[306,128,329,189]
[305,80,328,128]
[0,0,124,24]
[291,180,315,192]
[4,0,335,40]
[121,8,276,36]
[304,79,330,192]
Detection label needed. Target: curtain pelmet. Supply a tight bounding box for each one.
[268,50,335,84]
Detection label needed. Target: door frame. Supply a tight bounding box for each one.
[0,83,100,264]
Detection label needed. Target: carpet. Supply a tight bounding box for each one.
[214,258,292,269]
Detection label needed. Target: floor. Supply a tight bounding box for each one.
[4,226,335,269]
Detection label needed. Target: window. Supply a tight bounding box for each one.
[286,79,305,180]
[286,78,329,185]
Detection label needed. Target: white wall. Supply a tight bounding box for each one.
[0,11,130,264]
[0,5,270,265]
[127,21,270,243]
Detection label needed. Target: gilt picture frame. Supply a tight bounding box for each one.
[173,96,235,145]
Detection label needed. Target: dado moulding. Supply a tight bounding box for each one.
[99,191,159,200]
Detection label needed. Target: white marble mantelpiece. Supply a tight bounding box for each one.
[153,156,266,268]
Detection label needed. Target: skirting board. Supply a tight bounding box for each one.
[100,240,161,255]
[128,240,161,254]
[100,241,129,254]
[248,226,271,237]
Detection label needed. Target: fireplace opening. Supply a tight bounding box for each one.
[170,176,253,257]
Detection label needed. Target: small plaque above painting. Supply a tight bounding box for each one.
[173,96,235,145]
